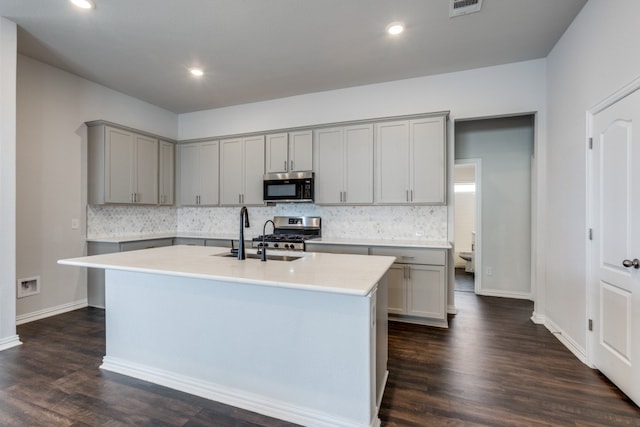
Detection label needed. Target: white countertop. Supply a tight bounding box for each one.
[307,237,451,249]
[59,245,395,296]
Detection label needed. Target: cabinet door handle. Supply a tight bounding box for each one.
[290,160,294,171]
[410,189,414,202]
[401,256,415,260]
[403,265,410,279]
[343,191,347,202]
[284,160,288,171]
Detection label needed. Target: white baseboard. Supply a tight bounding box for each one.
[543,317,592,367]
[0,335,22,351]
[447,304,458,315]
[477,288,532,300]
[16,299,88,325]
[530,311,545,324]
[101,356,379,427]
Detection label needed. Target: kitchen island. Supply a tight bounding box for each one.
[59,245,394,427]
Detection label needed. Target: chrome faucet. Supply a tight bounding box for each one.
[238,206,250,260]
[260,219,275,262]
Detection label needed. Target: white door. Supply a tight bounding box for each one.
[591,89,640,406]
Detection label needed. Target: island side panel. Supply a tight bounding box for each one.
[102,269,380,427]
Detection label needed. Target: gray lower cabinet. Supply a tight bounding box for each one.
[87,238,174,308]
[305,242,448,327]
[172,237,205,246]
[172,237,239,248]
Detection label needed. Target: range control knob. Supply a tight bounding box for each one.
[273,243,279,248]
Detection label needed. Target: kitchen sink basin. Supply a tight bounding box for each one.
[214,252,302,262]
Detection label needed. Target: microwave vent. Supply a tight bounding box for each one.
[450,0,483,18]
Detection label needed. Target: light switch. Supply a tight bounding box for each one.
[71,218,80,230]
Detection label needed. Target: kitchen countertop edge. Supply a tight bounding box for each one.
[306,237,452,249]
[87,234,451,249]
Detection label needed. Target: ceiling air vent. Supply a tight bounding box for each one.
[450,0,483,18]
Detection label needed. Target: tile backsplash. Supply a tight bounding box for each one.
[87,205,177,238]
[88,204,448,241]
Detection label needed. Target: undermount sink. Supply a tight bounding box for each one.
[214,252,303,262]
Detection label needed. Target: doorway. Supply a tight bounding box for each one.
[454,115,534,299]
[454,161,480,293]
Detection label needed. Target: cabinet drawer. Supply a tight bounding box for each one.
[305,243,369,255]
[369,247,445,265]
[174,238,205,246]
[120,238,174,252]
[205,239,234,248]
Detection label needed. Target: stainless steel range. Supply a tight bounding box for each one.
[252,216,321,251]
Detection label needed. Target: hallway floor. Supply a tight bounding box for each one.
[454,268,475,293]
[381,292,640,425]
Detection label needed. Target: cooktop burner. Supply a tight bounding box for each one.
[251,216,321,251]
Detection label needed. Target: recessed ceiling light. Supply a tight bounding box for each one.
[190,68,204,77]
[386,22,404,36]
[70,0,95,9]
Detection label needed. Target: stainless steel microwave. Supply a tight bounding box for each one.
[263,172,314,203]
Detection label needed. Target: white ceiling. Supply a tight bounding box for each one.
[1,0,587,114]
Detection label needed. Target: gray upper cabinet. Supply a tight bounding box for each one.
[314,124,373,205]
[265,130,313,173]
[159,140,175,205]
[220,135,265,206]
[375,115,446,205]
[178,140,219,206]
[88,124,159,205]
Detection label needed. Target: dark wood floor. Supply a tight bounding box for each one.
[1,293,639,426]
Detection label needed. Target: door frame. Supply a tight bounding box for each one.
[586,75,640,365]
[454,158,482,294]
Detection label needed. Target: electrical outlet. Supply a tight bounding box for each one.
[486,267,493,276]
[71,218,79,229]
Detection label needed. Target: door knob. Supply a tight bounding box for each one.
[622,258,640,269]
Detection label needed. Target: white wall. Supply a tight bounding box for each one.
[544,0,640,354]
[456,116,534,298]
[179,60,546,139]
[15,55,178,320]
[0,18,20,350]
